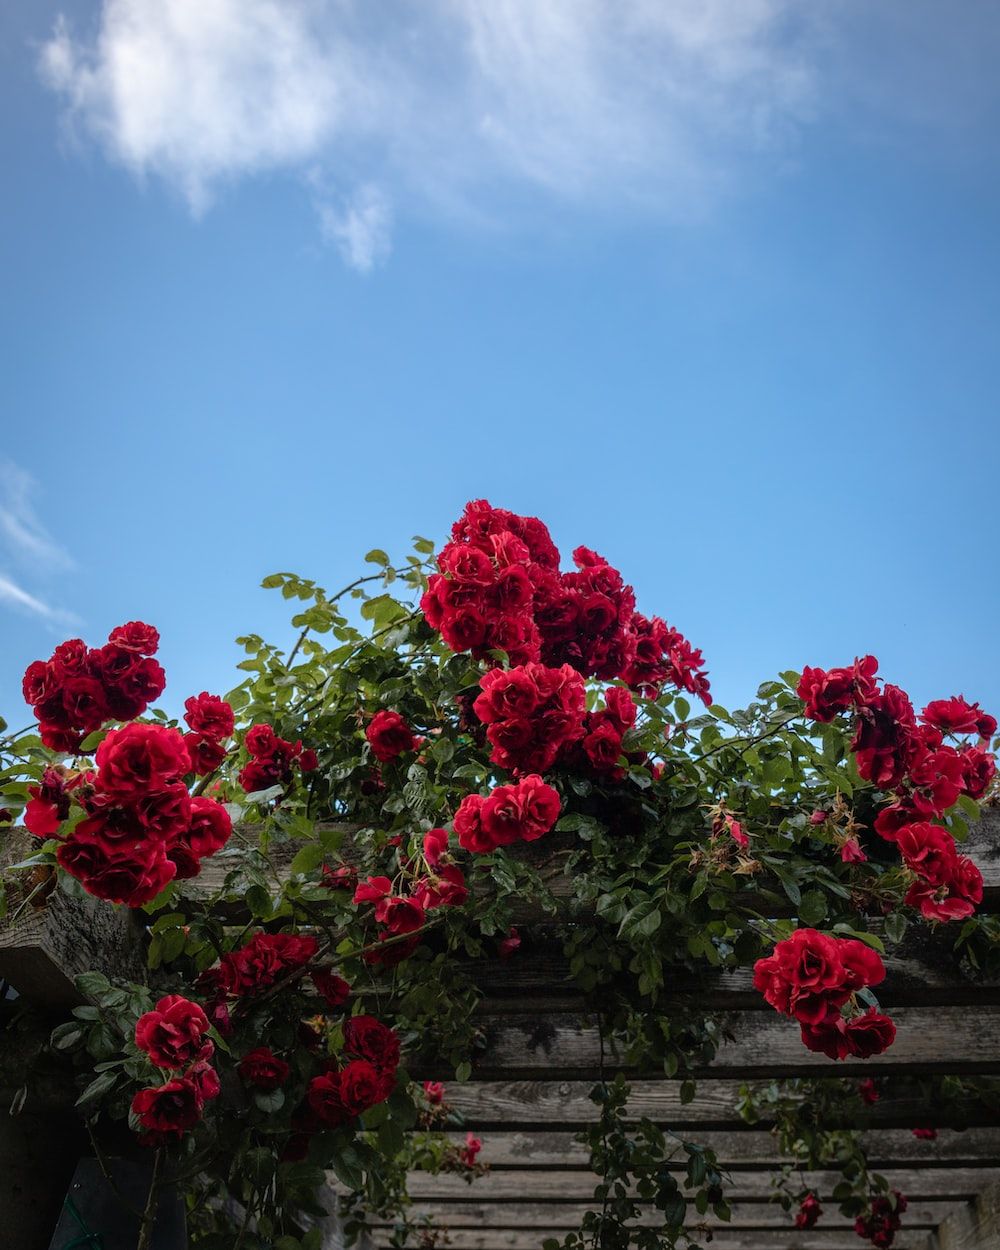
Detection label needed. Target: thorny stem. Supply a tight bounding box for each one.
[135,1148,163,1250]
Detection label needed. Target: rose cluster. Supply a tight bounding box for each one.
[26,723,232,906]
[238,723,317,793]
[798,659,994,921]
[422,500,710,703]
[473,662,587,774]
[22,622,165,753]
[854,1192,908,1248]
[306,1014,401,1127]
[131,995,220,1143]
[454,775,561,854]
[183,691,235,776]
[752,929,896,1060]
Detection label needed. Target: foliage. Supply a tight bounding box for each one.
[1,499,998,1249]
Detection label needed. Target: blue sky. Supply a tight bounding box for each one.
[2,1,999,727]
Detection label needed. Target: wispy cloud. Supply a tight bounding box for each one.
[0,462,78,625]
[38,0,821,268]
[0,460,74,571]
[0,573,77,624]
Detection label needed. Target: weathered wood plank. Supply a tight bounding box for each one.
[396,1167,1000,1202]
[438,1129,1000,1170]
[442,1079,1000,1132]
[0,832,146,1008]
[183,807,1000,909]
[366,1199,962,1230]
[931,1174,1000,1250]
[418,1007,1000,1081]
[368,1230,933,1250]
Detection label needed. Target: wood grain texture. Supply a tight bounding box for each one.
[393,1167,1000,1202]
[0,830,146,1008]
[931,1174,1000,1250]
[438,1129,1000,1170]
[415,1007,1000,1081]
[368,1229,933,1250]
[442,1079,1000,1132]
[365,1200,962,1231]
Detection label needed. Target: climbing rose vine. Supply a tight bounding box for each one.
[0,497,997,1250]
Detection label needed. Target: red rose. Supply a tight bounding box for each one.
[454,793,491,854]
[840,837,867,863]
[343,1014,401,1071]
[104,657,166,721]
[183,692,235,738]
[959,745,996,800]
[912,1127,937,1140]
[95,723,190,796]
[186,797,233,858]
[365,711,419,762]
[415,1083,442,1112]
[845,1011,896,1058]
[795,1194,822,1229]
[353,876,392,904]
[376,895,425,936]
[189,1060,221,1102]
[858,1078,880,1105]
[498,926,521,960]
[906,744,965,817]
[131,1077,202,1139]
[896,823,957,880]
[339,1058,392,1115]
[108,621,160,654]
[753,929,855,1025]
[299,748,318,772]
[921,696,988,735]
[905,855,982,921]
[423,827,450,868]
[218,932,319,996]
[311,969,351,1008]
[185,733,228,775]
[852,685,916,789]
[460,1132,482,1167]
[799,1009,851,1059]
[797,656,878,722]
[60,675,108,734]
[135,995,211,1069]
[238,1047,290,1091]
[57,836,175,907]
[307,1071,348,1126]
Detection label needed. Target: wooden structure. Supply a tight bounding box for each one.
[2,811,1000,1250]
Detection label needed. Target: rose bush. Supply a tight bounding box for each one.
[0,498,997,1250]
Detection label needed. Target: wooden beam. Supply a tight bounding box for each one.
[442,1079,1000,1132]
[0,831,146,1009]
[435,1129,1000,1170]
[365,1199,963,1230]
[183,807,1000,911]
[417,1006,1000,1081]
[931,1174,1000,1250]
[368,1229,934,1250]
[396,1167,1000,1202]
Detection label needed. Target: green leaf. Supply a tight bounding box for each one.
[365,549,390,567]
[50,1023,83,1051]
[75,1070,118,1110]
[254,1088,286,1114]
[290,842,325,875]
[75,972,111,999]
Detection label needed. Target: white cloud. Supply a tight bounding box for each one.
[316,183,392,272]
[0,461,74,571]
[0,572,78,625]
[38,0,823,262]
[0,463,78,625]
